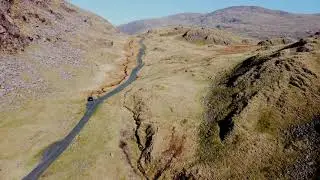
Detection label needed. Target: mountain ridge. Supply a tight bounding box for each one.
[118,6,320,39]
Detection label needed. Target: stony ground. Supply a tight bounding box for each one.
[0,1,130,179]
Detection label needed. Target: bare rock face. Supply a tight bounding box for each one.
[0,0,29,53]
[0,0,67,53]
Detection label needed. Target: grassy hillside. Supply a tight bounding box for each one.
[39,25,320,179]
[1,1,320,179]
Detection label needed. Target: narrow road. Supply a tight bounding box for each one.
[23,38,146,180]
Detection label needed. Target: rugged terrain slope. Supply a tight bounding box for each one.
[34,25,320,179]
[1,1,320,180]
[201,36,320,179]
[0,0,135,179]
[118,6,320,39]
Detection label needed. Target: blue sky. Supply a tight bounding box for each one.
[70,0,320,25]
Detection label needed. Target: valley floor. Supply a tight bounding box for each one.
[35,32,256,179]
[1,26,320,180]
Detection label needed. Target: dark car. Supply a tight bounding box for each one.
[87,96,94,102]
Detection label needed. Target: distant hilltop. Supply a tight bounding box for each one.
[118,6,320,39]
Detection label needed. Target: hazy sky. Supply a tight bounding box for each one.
[70,0,320,25]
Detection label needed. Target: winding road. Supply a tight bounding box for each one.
[23,38,146,180]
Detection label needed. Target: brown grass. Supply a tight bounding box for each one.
[197,38,320,179]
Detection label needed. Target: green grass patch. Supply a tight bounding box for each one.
[194,40,206,46]
[256,108,279,136]
[196,121,224,164]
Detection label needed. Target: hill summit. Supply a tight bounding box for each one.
[118,6,320,39]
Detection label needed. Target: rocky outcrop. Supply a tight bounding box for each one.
[0,0,29,53]
[257,37,294,46]
[181,27,242,45]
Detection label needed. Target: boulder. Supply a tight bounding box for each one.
[0,25,6,34]
[105,40,113,47]
[257,39,272,46]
